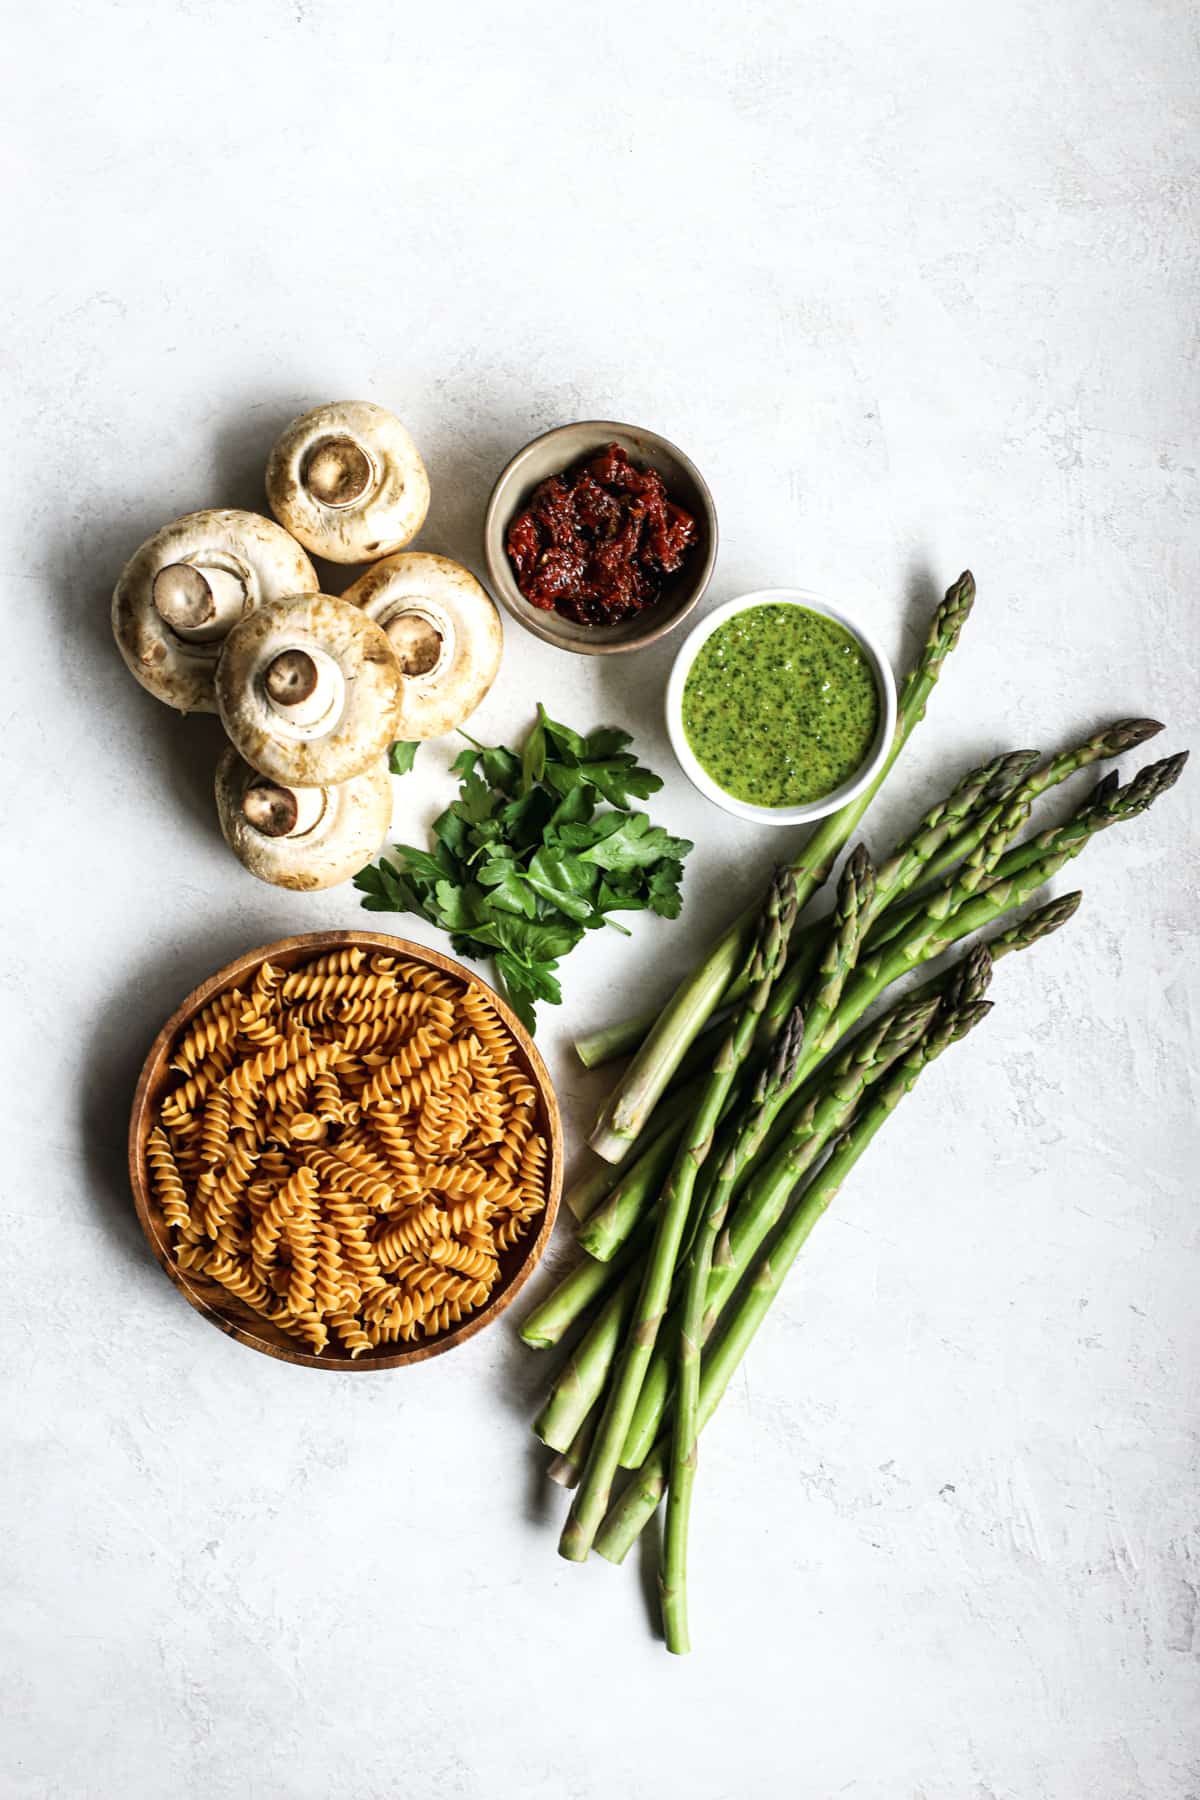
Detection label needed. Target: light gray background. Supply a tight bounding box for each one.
[3,2,1198,1796]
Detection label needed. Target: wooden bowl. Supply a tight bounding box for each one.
[128,930,563,1370]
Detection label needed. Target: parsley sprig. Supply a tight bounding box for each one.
[354,706,693,1033]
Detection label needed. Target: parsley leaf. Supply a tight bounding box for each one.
[388,740,421,777]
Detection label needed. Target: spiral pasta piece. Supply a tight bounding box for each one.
[206,1251,272,1314]
[281,948,364,991]
[491,1104,534,1186]
[313,1223,344,1316]
[286,1112,327,1145]
[285,1207,318,1315]
[147,1127,191,1234]
[171,990,244,1074]
[281,972,396,1007]
[435,1195,492,1235]
[414,1085,452,1163]
[312,1069,347,1124]
[420,1298,475,1336]
[458,992,513,1065]
[324,1194,384,1288]
[426,1237,499,1282]
[160,1043,235,1126]
[200,1137,258,1241]
[381,1036,480,1117]
[307,1145,392,1208]
[518,1135,547,1211]
[336,987,445,1027]
[238,1005,285,1048]
[251,1164,317,1270]
[420,1162,517,1205]
[368,1106,424,1191]
[357,1028,440,1109]
[501,1067,538,1108]
[224,1029,313,1102]
[329,1310,372,1358]
[395,961,462,999]
[290,1311,330,1355]
[323,1015,407,1055]
[258,1043,343,1116]
[200,1088,232,1165]
[375,1203,442,1267]
[329,1130,394,1185]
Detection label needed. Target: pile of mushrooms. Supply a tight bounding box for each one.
[111,400,504,891]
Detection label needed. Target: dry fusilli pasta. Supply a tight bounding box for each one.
[147,946,553,1356]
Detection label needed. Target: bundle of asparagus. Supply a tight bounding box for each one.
[520,571,1188,1654]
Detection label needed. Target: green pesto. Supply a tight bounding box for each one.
[682,603,881,807]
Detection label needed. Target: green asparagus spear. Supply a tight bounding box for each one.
[546,1411,597,1489]
[560,870,801,1560]
[520,1220,649,1350]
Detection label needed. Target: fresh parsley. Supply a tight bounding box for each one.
[355,706,693,1032]
[388,741,421,776]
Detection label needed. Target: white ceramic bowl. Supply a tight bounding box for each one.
[664,588,898,827]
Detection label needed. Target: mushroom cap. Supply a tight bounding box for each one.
[112,510,318,714]
[216,592,404,785]
[265,401,431,565]
[215,747,394,891]
[342,552,504,740]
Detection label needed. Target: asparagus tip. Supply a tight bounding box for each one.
[1107,749,1189,820]
[943,944,994,1011]
[1119,717,1166,748]
[988,749,1042,799]
[846,842,873,881]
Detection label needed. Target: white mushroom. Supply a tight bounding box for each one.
[216,592,405,786]
[215,747,393,891]
[112,510,318,714]
[342,552,503,740]
[265,401,430,564]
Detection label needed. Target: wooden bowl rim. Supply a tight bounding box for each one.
[128,929,563,1371]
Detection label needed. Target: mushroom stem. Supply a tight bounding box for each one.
[242,781,327,839]
[383,607,449,678]
[153,562,246,641]
[304,437,374,508]
[262,646,346,729]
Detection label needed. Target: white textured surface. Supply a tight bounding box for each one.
[3,1,1199,1794]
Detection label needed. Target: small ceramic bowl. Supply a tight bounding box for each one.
[665,588,898,827]
[129,931,562,1371]
[482,420,718,655]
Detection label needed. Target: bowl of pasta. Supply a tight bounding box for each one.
[128,930,563,1369]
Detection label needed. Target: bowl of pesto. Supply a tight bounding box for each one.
[665,589,897,826]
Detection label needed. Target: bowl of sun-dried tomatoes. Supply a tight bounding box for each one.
[483,420,718,655]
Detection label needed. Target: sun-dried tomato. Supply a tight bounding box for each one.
[505,443,698,625]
